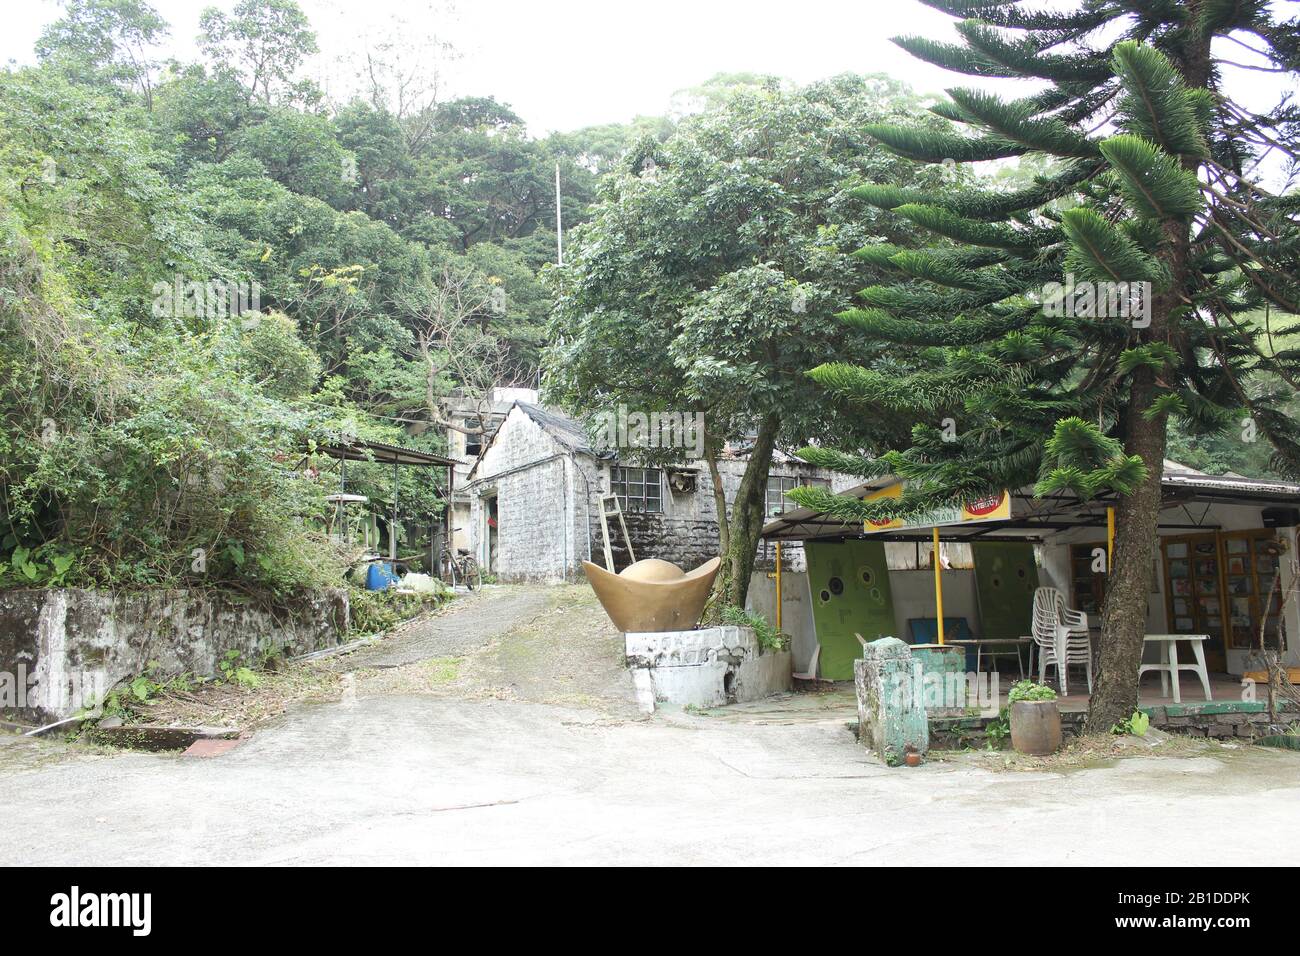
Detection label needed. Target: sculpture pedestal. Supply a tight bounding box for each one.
[624,626,792,714]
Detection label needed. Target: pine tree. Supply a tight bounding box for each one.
[792,0,1300,730]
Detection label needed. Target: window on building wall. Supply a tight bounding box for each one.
[610,466,662,513]
[766,475,830,516]
[463,419,483,458]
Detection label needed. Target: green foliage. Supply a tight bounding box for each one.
[218,650,262,688]
[1008,680,1058,704]
[795,1,1300,553]
[2,0,676,595]
[719,604,789,651]
[346,583,446,635]
[1110,710,1150,736]
[985,709,1011,747]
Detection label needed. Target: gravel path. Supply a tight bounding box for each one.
[346,586,553,668]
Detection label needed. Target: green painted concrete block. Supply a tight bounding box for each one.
[911,643,969,716]
[856,637,928,766]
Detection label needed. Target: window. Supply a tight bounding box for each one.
[610,466,662,513]
[463,420,482,458]
[766,475,829,516]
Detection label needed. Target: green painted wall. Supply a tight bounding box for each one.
[972,542,1039,640]
[805,539,896,680]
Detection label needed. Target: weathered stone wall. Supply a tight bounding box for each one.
[467,410,576,582]
[927,700,1298,749]
[588,457,849,574]
[0,587,347,724]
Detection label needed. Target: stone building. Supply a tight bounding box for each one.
[461,401,855,583]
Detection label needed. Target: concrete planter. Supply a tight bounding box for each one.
[1010,699,1062,755]
[624,625,792,713]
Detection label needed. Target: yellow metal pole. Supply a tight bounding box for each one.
[1107,506,1115,573]
[933,526,945,645]
[765,542,784,631]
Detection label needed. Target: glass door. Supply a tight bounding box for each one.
[1223,531,1285,653]
[1162,534,1227,672]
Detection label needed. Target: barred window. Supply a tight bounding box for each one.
[611,466,662,513]
[766,475,829,516]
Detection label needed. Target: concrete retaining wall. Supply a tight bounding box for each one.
[928,700,1298,749]
[625,625,792,713]
[0,587,348,724]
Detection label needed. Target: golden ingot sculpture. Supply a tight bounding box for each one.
[583,557,721,632]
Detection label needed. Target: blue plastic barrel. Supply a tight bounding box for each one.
[366,561,398,590]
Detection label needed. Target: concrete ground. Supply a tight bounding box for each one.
[2,585,1298,866]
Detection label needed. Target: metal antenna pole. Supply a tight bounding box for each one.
[555,162,563,266]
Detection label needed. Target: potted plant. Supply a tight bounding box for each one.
[1008,680,1061,756]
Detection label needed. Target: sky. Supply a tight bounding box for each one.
[0,0,1001,132]
[2,0,1295,138]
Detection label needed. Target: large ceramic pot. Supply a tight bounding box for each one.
[1010,699,1062,755]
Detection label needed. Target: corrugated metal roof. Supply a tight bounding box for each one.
[761,466,1300,542]
[316,438,457,467]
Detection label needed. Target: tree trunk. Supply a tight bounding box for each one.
[1085,246,1198,731]
[1084,388,1168,732]
[1084,29,1211,732]
[704,441,730,558]
[716,412,780,609]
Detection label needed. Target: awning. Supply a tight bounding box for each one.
[315,438,458,468]
[762,468,1300,543]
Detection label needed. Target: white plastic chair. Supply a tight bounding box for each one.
[1031,587,1093,695]
[793,644,821,681]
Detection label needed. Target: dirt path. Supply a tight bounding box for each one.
[347,585,553,668]
[344,584,640,718]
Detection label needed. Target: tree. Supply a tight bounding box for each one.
[400,261,521,440]
[546,74,945,606]
[790,0,1300,730]
[198,0,319,106]
[36,0,169,108]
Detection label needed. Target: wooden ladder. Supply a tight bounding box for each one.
[598,494,635,572]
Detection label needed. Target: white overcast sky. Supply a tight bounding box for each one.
[2,0,1295,135]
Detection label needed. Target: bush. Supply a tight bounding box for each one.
[719,604,789,651]
[1008,680,1057,704]
[347,584,448,635]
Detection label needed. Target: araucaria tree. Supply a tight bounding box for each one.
[792,0,1300,729]
[546,75,943,606]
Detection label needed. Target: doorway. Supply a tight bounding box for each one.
[482,494,499,574]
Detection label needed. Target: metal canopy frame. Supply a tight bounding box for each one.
[313,438,459,562]
[761,472,1300,545]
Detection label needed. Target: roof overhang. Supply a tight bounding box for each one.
[315,438,457,468]
[761,471,1300,543]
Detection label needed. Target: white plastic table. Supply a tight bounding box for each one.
[1138,634,1213,703]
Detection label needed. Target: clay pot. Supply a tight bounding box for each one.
[1010,700,1062,756]
[904,751,923,767]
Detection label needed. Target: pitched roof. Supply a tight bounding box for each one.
[515,402,597,455]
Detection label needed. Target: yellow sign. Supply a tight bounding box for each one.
[862,485,1011,534]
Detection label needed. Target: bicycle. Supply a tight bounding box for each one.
[439,528,482,590]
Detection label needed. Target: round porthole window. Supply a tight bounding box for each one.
[1017,567,1027,578]
[861,568,874,586]
[819,589,831,603]
[828,576,844,596]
